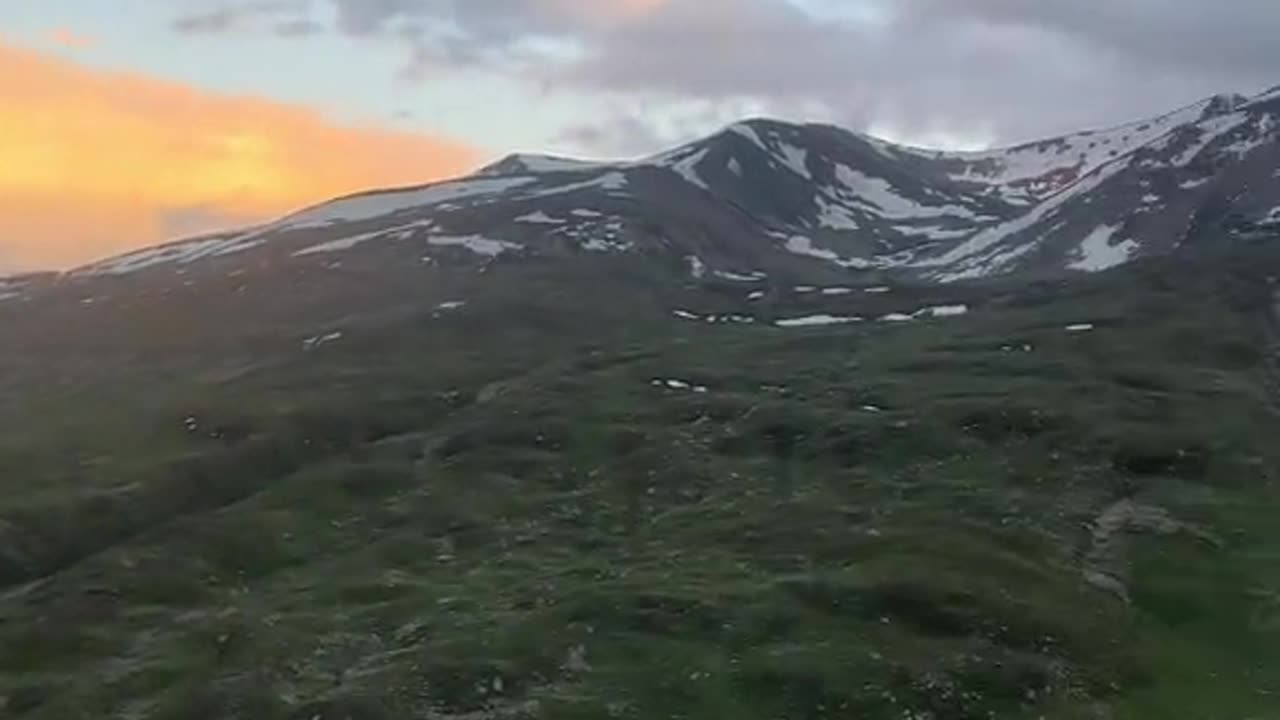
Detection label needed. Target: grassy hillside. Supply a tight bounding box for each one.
[1,248,1278,719]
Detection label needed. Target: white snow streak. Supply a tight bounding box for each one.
[715,270,765,282]
[427,235,522,257]
[294,220,435,256]
[775,314,863,328]
[777,142,811,180]
[518,172,628,200]
[922,304,969,317]
[668,149,711,190]
[284,177,534,229]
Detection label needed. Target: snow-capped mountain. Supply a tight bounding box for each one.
[8,87,1280,307]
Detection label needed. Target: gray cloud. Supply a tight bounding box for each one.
[273,17,324,37]
[169,0,1280,153]
[172,0,318,36]
[171,6,241,33]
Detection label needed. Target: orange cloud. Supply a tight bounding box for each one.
[47,28,94,49]
[0,42,479,271]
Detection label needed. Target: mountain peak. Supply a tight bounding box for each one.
[476,152,602,177]
[1202,92,1251,118]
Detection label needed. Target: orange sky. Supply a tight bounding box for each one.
[0,41,480,271]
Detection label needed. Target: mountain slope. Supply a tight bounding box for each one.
[3,241,1280,719]
[0,90,1257,301]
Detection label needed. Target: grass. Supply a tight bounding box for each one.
[1,247,1279,718]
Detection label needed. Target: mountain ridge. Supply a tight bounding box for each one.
[1,86,1276,301]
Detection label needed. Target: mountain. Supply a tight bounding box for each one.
[3,91,1280,719]
[0,87,1270,302]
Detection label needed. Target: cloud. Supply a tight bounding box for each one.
[542,0,1280,150]
[47,28,94,49]
[168,0,1280,155]
[172,0,315,35]
[171,7,241,33]
[0,41,479,271]
[273,18,325,37]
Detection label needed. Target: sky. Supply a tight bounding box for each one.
[2,0,1280,272]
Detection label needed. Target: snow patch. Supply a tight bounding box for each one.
[727,122,768,150]
[831,164,976,221]
[436,301,467,311]
[294,220,435,255]
[775,314,863,328]
[652,378,709,393]
[895,225,973,240]
[783,235,871,269]
[519,171,628,200]
[1068,224,1138,272]
[1065,323,1095,332]
[921,156,1132,281]
[571,209,603,218]
[78,232,265,275]
[922,304,969,317]
[688,255,707,279]
[815,197,861,230]
[581,237,633,252]
[776,142,811,180]
[715,270,765,282]
[428,235,522,257]
[946,98,1211,193]
[303,331,343,351]
[514,211,564,224]
[508,154,599,174]
[666,148,711,190]
[875,304,969,322]
[283,177,534,230]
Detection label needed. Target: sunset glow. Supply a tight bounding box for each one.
[0,42,479,271]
